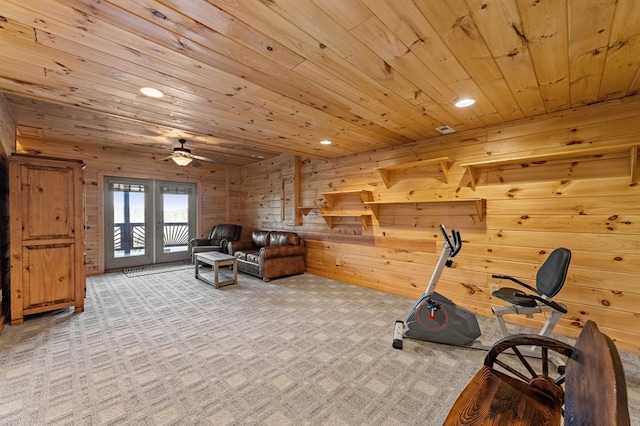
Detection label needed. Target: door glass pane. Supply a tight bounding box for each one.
[161,186,191,254]
[112,183,146,258]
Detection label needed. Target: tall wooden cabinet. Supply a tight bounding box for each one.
[9,154,85,325]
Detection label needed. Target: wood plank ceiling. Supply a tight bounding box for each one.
[1,0,639,166]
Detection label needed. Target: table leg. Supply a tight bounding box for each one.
[214,261,219,288]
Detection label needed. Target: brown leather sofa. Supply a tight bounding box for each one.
[227,230,305,281]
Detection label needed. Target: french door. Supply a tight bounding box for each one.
[104,177,196,270]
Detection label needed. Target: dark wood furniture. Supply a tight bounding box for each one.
[564,321,630,425]
[444,320,629,425]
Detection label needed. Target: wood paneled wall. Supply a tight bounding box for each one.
[0,156,7,332]
[0,94,14,157]
[0,94,13,330]
[15,137,242,275]
[240,96,640,354]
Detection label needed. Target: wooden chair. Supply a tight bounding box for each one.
[564,321,630,425]
[444,320,630,425]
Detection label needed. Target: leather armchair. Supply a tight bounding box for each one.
[190,224,242,260]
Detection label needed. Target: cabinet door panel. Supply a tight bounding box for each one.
[22,244,74,310]
[21,164,75,240]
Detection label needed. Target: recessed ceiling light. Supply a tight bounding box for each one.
[320,140,332,145]
[455,98,475,108]
[140,87,164,98]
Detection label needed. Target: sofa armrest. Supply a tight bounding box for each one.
[260,245,305,259]
[228,240,256,253]
[190,238,214,247]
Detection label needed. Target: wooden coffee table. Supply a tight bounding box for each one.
[194,251,238,288]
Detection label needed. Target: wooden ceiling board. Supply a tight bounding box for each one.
[414,0,526,123]
[360,0,504,126]
[516,0,570,112]
[157,0,456,139]
[0,0,638,166]
[568,0,617,106]
[466,0,547,117]
[6,35,389,156]
[94,0,430,143]
[598,0,640,100]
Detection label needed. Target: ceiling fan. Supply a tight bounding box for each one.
[157,138,217,167]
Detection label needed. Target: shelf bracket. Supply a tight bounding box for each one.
[475,199,485,221]
[465,166,478,191]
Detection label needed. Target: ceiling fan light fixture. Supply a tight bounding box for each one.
[172,155,192,166]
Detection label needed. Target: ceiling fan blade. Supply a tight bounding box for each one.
[190,160,202,168]
[156,155,173,162]
[191,154,217,163]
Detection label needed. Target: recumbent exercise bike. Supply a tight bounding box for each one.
[393,224,571,353]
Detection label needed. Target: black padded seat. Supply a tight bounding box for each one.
[492,287,538,307]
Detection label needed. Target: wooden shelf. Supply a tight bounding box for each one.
[364,198,485,221]
[460,143,640,190]
[318,190,375,229]
[295,205,375,229]
[297,206,320,216]
[375,157,455,188]
[321,190,373,206]
[320,210,374,229]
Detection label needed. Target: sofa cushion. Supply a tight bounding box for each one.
[233,251,248,261]
[245,252,261,263]
[269,231,299,247]
[252,231,271,247]
[234,250,261,262]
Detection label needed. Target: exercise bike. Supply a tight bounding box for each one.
[393,224,571,353]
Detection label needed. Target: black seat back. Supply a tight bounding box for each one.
[536,247,571,298]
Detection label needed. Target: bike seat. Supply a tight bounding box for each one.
[492,287,537,307]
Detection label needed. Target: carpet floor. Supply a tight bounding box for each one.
[0,269,638,425]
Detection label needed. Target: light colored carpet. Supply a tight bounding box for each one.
[0,269,638,425]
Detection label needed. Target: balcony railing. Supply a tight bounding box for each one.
[162,222,190,247]
[114,222,189,254]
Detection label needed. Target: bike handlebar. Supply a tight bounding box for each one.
[439,224,462,257]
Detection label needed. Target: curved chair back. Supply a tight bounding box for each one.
[209,224,242,243]
[536,247,571,298]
